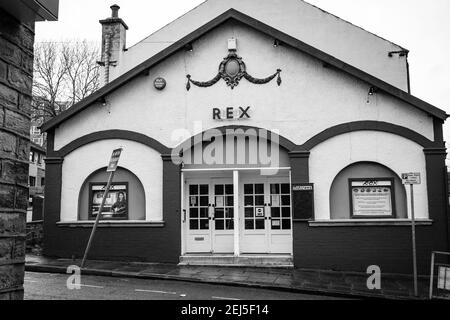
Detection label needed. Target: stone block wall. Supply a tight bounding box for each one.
[0,8,34,300]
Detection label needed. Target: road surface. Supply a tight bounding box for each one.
[24,271,345,300]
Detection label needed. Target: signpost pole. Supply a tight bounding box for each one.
[429,251,435,299]
[80,148,122,269]
[410,183,418,297]
[81,171,115,268]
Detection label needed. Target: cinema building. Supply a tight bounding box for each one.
[41,0,449,274]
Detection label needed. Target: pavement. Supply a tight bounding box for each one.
[25,255,431,300]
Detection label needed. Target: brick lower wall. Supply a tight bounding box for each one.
[293,224,444,275]
[0,8,34,300]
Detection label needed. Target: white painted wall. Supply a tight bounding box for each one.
[309,131,429,220]
[54,22,433,152]
[60,139,163,222]
[115,0,408,91]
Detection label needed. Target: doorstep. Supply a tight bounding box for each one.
[178,254,294,268]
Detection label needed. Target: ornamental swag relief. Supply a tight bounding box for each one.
[186,41,282,90]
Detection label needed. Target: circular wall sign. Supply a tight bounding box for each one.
[154,77,166,90]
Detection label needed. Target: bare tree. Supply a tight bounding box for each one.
[32,40,101,122]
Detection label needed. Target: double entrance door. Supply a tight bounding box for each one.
[184,176,292,255]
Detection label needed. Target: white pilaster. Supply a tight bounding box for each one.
[233,170,240,256]
[180,171,185,255]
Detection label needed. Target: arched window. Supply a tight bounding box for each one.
[330,162,407,219]
[78,167,146,221]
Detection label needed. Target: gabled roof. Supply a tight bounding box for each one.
[41,9,447,132]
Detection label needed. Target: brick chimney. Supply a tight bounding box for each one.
[99,4,128,85]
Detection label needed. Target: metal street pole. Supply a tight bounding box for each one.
[410,183,418,297]
[81,171,115,268]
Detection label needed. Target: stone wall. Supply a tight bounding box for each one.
[0,8,34,300]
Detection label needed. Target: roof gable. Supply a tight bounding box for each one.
[122,0,409,90]
[41,9,447,132]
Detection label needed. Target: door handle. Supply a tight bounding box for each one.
[209,205,215,220]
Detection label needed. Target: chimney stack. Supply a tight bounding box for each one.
[99,4,128,85]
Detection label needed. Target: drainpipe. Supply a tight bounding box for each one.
[99,4,128,86]
[406,55,411,94]
[103,34,110,84]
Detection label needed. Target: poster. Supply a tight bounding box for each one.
[271,195,280,207]
[215,196,224,207]
[89,183,128,219]
[351,180,393,217]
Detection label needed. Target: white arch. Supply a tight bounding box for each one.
[60,139,163,222]
[309,131,428,220]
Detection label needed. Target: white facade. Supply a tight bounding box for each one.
[43,1,448,268]
[54,17,434,225]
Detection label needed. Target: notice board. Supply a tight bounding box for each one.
[292,184,314,220]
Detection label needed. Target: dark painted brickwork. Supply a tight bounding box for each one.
[0,8,34,300]
[294,224,436,274]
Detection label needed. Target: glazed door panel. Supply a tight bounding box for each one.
[240,180,269,253]
[211,180,234,253]
[185,181,212,253]
[184,179,235,254]
[239,177,292,254]
[267,179,292,254]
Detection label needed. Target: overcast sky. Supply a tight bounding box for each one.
[35,0,450,151]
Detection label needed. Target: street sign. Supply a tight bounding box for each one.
[107,148,123,172]
[402,172,421,185]
[82,148,123,268]
[402,171,421,296]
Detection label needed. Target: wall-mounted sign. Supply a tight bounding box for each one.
[255,207,265,217]
[350,179,395,218]
[402,172,421,185]
[292,183,314,220]
[154,77,167,90]
[89,182,128,220]
[292,185,313,191]
[213,107,251,120]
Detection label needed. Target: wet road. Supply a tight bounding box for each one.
[24,271,346,300]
